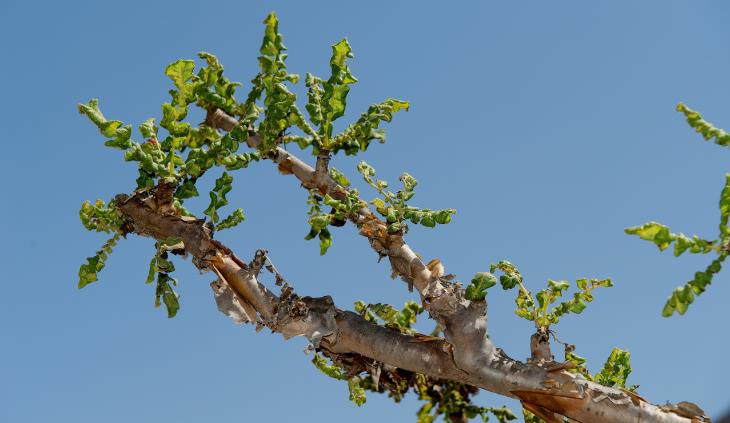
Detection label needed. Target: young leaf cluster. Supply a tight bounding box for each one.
[466,261,612,329]
[357,161,456,234]
[77,199,125,289]
[304,189,365,255]
[564,347,638,391]
[145,237,183,318]
[299,39,410,155]
[203,171,245,230]
[625,222,716,256]
[79,199,125,233]
[626,103,730,316]
[414,377,516,423]
[78,233,120,289]
[354,300,424,334]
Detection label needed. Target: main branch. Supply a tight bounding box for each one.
[116,125,699,422]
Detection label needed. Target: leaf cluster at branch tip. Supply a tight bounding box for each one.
[357,161,456,234]
[626,103,730,316]
[466,261,611,329]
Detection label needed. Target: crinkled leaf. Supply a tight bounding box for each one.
[331,98,409,155]
[347,377,367,406]
[329,167,351,187]
[594,348,633,389]
[216,208,245,231]
[204,172,234,223]
[139,118,158,139]
[79,199,124,233]
[318,228,332,255]
[78,98,123,138]
[677,102,730,147]
[165,60,195,90]
[625,222,675,251]
[78,233,120,289]
[662,254,727,317]
[312,353,345,380]
[465,272,497,301]
[155,273,180,318]
[720,174,730,241]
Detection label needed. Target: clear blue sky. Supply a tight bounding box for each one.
[2,1,729,422]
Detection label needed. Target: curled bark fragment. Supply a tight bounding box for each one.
[210,278,257,324]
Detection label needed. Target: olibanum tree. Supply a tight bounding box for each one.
[76,13,718,423]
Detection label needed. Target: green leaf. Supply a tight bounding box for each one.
[160,102,190,136]
[162,288,179,318]
[155,273,180,318]
[359,301,423,333]
[174,179,199,200]
[523,410,544,423]
[677,102,730,148]
[194,51,246,116]
[216,208,245,231]
[662,254,727,317]
[594,348,633,389]
[139,118,158,139]
[568,299,586,314]
[433,209,455,225]
[400,172,417,193]
[305,73,325,127]
[564,349,593,381]
[259,12,286,74]
[625,222,715,257]
[331,98,409,155]
[304,38,359,145]
[719,174,730,241]
[465,272,497,301]
[253,12,302,150]
[78,233,121,289]
[204,172,234,223]
[79,199,124,233]
[347,377,367,406]
[146,255,156,284]
[624,222,675,251]
[491,261,523,290]
[319,228,332,255]
[165,60,195,90]
[78,98,123,138]
[329,167,351,187]
[311,353,345,380]
[489,407,518,423]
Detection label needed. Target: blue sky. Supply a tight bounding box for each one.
[2,1,730,422]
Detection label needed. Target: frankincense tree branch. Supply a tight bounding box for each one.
[114,183,695,423]
[75,11,711,423]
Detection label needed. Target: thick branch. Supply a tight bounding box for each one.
[116,188,701,423]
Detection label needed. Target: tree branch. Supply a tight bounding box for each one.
[115,185,701,423]
[116,188,467,381]
[204,108,490,364]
